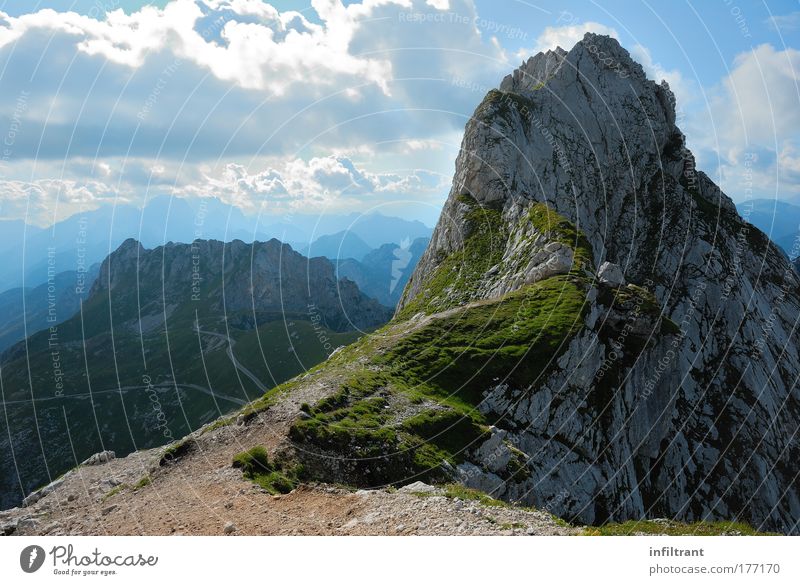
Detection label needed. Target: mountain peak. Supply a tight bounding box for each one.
[395,35,800,533]
[116,237,145,255]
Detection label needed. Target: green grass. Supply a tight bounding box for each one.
[287,369,487,484]
[101,483,128,501]
[387,274,590,410]
[396,194,507,318]
[582,519,774,536]
[159,438,198,466]
[133,475,151,490]
[231,446,299,495]
[440,484,510,507]
[289,372,398,458]
[527,203,594,271]
[287,270,590,487]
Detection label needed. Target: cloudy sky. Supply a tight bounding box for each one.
[0,0,798,226]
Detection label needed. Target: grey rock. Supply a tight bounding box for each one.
[22,476,66,507]
[82,450,116,466]
[93,239,392,333]
[597,261,625,286]
[398,481,439,495]
[0,519,17,535]
[21,492,42,508]
[16,517,38,531]
[223,521,236,534]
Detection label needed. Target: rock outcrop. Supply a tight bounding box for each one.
[397,33,800,533]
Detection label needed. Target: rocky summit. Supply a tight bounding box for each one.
[3,33,798,536]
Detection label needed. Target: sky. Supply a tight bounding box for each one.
[0,0,798,227]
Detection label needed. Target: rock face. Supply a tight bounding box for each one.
[398,33,800,533]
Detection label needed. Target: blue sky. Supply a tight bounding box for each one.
[0,0,798,226]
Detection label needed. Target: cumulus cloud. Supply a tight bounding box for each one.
[0,0,506,165]
[719,44,800,147]
[0,153,450,224]
[0,177,121,225]
[689,44,800,202]
[178,155,449,212]
[0,1,392,94]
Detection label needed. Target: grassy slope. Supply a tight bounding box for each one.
[0,288,360,507]
[227,196,768,535]
[281,198,593,487]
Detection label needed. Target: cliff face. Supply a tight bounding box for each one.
[397,33,800,533]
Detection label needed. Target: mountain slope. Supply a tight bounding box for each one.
[0,238,391,509]
[393,34,800,532]
[3,34,797,536]
[0,265,99,352]
[287,34,799,533]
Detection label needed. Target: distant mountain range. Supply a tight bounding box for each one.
[0,237,392,509]
[0,265,99,352]
[336,238,429,307]
[737,199,800,258]
[302,230,374,261]
[0,196,433,294]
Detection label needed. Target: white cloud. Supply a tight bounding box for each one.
[721,44,800,146]
[766,11,800,33]
[0,1,394,95]
[0,178,121,225]
[0,153,450,224]
[518,21,618,59]
[173,155,449,214]
[0,0,506,164]
[689,45,800,202]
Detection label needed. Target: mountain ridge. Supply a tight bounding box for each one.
[0,236,390,509]
[2,33,798,535]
